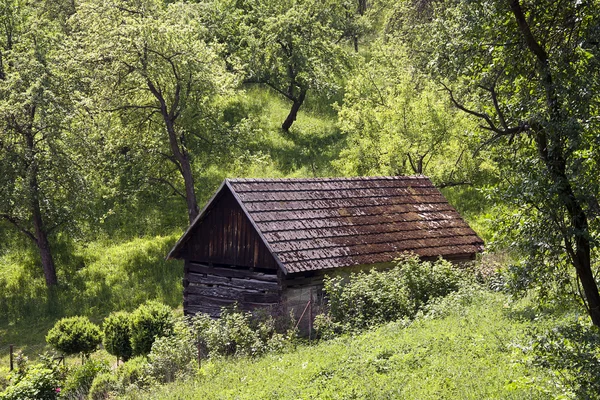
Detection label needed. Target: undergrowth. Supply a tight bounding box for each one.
[0,234,182,364]
[133,290,559,400]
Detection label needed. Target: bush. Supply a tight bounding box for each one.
[103,311,133,362]
[192,308,292,358]
[323,254,467,332]
[117,356,150,390]
[0,365,60,400]
[87,372,117,400]
[527,319,600,399]
[60,359,109,400]
[399,255,464,310]
[46,316,102,357]
[313,313,343,340]
[145,321,197,383]
[130,301,174,356]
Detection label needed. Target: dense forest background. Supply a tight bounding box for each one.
[1,0,599,335]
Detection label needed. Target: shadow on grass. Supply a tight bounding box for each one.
[0,234,183,358]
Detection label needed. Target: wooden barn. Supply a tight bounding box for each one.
[167,176,484,324]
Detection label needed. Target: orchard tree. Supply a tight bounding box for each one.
[70,0,236,223]
[235,0,353,131]
[335,40,485,186]
[395,0,600,325]
[0,0,84,287]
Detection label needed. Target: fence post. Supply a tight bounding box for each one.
[197,339,207,369]
[308,292,313,341]
[197,341,201,369]
[9,345,14,371]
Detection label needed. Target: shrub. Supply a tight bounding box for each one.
[323,254,467,332]
[117,356,150,389]
[103,311,133,362]
[313,313,343,340]
[45,316,102,357]
[0,365,60,400]
[527,319,600,399]
[130,301,174,356]
[60,359,109,400]
[192,308,292,358]
[398,255,464,310]
[87,372,117,400]
[145,321,197,383]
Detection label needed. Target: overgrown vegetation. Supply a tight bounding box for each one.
[320,255,468,332]
[1,0,599,398]
[133,291,564,400]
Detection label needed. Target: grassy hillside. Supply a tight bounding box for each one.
[0,235,182,361]
[137,290,563,400]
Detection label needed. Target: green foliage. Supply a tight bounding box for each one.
[117,356,151,391]
[45,316,101,357]
[323,254,467,331]
[192,308,291,359]
[102,311,133,362]
[145,321,197,383]
[393,0,600,322]
[0,0,89,287]
[335,39,488,186]
[0,365,60,400]
[527,318,600,399]
[130,301,174,357]
[139,292,555,400]
[61,358,109,400]
[87,372,118,400]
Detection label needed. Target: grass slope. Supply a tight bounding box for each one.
[0,234,182,366]
[142,290,556,400]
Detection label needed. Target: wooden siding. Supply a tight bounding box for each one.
[183,189,279,270]
[184,262,281,317]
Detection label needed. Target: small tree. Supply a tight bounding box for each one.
[130,301,174,356]
[102,311,133,363]
[46,316,102,359]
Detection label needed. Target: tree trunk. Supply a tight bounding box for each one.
[36,225,58,287]
[26,133,58,286]
[509,0,600,326]
[282,90,306,132]
[164,116,198,223]
[147,79,200,224]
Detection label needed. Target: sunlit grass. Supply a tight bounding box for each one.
[139,291,557,400]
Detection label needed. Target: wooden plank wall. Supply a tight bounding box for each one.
[185,189,279,270]
[184,262,281,317]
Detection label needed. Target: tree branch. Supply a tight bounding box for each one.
[148,177,186,200]
[0,214,37,242]
[244,78,295,101]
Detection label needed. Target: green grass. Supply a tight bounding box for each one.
[138,290,558,400]
[0,233,183,368]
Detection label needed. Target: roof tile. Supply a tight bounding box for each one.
[227,176,483,273]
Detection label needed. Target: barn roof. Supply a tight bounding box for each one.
[168,176,484,274]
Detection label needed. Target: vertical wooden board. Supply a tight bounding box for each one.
[186,188,279,270]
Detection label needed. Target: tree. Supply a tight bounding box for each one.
[395,0,600,325]
[211,0,353,131]
[335,40,485,187]
[70,0,236,223]
[0,0,83,287]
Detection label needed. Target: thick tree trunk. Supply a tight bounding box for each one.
[509,0,600,326]
[35,223,58,287]
[282,90,306,132]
